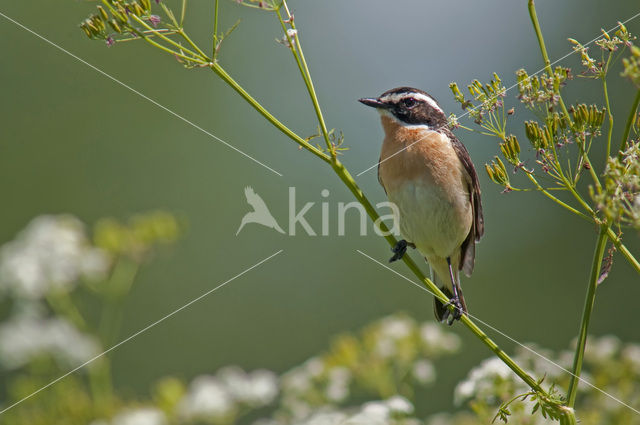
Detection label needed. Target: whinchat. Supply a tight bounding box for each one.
[360,87,484,324]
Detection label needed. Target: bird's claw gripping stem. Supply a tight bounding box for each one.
[389,239,415,263]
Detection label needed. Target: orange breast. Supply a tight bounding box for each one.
[378,115,466,196]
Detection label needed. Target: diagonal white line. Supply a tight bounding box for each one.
[356,249,640,415]
[0,249,283,415]
[356,10,640,177]
[0,11,283,177]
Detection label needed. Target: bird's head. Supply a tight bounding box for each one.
[359,87,447,129]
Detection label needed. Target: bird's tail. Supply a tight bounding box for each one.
[430,264,468,323]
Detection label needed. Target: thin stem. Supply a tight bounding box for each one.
[129,14,203,60]
[525,173,591,222]
[45,291,88,331]
[528,0,601,193]
[213,0,219,58]
[606,227,640,274]
[99,258,139,345]
[567,224,609,406]
[180,0,187,27]
[277,2,333,154]
[115,29,181,43]
[528,171,640,275]
[619,89,640,157]
[130,25,207,64]
[178,29,209,60]
[209,63,331,163]
[602,54,614,159]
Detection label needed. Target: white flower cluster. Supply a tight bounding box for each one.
[375,315,414,358]
[262,396,417,425]
[178,366,279,420]
[453,357,517,405]
[622,343,640,374]
[279,314,461,420]
[0,215,110,299]
[419,323,461,355]
[91,407,167,425]
[0,311,100,369]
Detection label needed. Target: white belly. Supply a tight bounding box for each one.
[388,180,470,259]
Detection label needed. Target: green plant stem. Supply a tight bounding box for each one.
[134,27,207,64]
[527,0,570,122]
[276,3,333,154]
[180,0,187,26]
[602,56,614,159]
[525,173,591,221]
[99,258,139,346]
[213,0,219,57]
[529,172,640,274]
[128,14,203,60]
[178,28,209,59]
[45,291,88,331]
[526,173,640,274]
[567,224,609,407]
[619,89,640,157]
[559,409,578,425]
[209,63,331,163]
[606,227,640,273]
[528,0,601,192]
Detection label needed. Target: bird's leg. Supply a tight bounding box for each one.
[443,257,464,325]
[389,240,416,263]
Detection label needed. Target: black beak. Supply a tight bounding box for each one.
[358,97,387,109]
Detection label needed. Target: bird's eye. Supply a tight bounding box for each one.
[402,98,417,108]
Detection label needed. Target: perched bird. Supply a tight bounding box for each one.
[359,87,484,324]
[236,186,285,235]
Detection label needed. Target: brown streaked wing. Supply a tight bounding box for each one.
[442,128,484,276]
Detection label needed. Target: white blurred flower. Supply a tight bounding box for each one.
[282,394,313,420]
[291,398,416,425]
[375,336,397,358]
[454,357,514,405]
[296,410,347,425]
[515,343,563,380]
[0,314,99,369]
[453,379,476,405]
[252,419,282,425]
[622,343,640,374]
[585,335,620,363]
[325,367,351,402]
[0,215,109,299]
[283,366,314,393]
[420,323,461,353]
[385,395,414,414]
[425,413,454,425]
[346,401,390,425]
[112,408,167,425]
[305,357,325,378]
[412,359,436,384]
[217,366,278,405]
[374,316,415,358]
[379,316,413,339]
[179,375,234,420]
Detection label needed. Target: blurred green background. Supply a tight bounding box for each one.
[1,0,639,417]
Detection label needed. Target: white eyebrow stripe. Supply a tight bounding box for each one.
[379,92,444,114]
